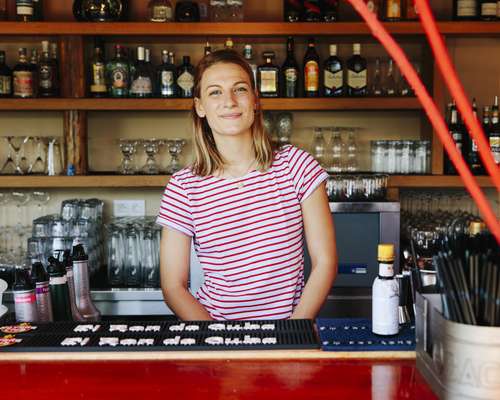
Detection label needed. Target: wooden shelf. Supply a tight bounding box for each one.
[0,21,498,36]
[0,175,494,189]
[0,97,422,111]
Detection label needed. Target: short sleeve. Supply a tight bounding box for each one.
[156,176,195,237]
[287,146,329,203]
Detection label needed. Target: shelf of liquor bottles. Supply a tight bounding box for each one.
[0,174,495,189]
[0,21,499,37]
[0,97,422,111]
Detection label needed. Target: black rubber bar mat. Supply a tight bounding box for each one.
[0,319,319,352]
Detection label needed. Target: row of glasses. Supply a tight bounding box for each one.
[311,127,360,173]
[119,138,187,175]
[209,0,244,22]
[369,58,421,97]
[326,174,388,202]
[0,136,64,175]
[371,140,431,175]
[106,217,162,288]
[263,112,294,149]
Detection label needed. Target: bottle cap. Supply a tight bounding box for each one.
[353,43,361,54]
[378,244,395,262]
[329,44,337,56]
[469,221,485,236]
[31,262,49,283]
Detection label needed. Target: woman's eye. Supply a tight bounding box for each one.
[235,86,248,93]
[209,90,221,96]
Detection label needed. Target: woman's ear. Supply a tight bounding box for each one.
[194,97,206,118]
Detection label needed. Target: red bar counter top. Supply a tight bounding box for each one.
[0,352,437,399]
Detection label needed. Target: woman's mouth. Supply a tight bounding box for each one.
[220,113,242,119]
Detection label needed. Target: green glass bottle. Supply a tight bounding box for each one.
[106,44,130,98]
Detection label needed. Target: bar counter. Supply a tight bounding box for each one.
[0,349,437,399]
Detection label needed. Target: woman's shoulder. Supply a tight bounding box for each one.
[274,144,312,164]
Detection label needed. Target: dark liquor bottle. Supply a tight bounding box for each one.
[50,43,60,96]
[383,0,402,21]
[243,44,257,84]
[444,102,464,175]
[156,49,177,98]
[130,46,153,98]
[0,0,7,20]
[204,41,212,56]
[490,96,500,166]
[480,0,497,20]
[303,38,320,97]
[33,0,43,20]
[0,51,12,98]
[370,57,383,96]
[89,46,107,97]
[364,0,381,16]
[405,0,419,20]
[281,37,299,98]
[175,0,200,21]
[148,0,173,22]
[284,0,303,22]
[177,55,195,98]
[321,0,339,22]
[323,44,344,97]
[466,98,485,174]
[38,41,56,97]
[83,0,124,22]
[257,52,279,98]
[16,0,34,22]
[303,0,321,21]
[73,0,86,21]
[13,48,34,98]
[347,43,367,97]
[106,44,130,98]
[453,0,479,20]
[29,48,39,97]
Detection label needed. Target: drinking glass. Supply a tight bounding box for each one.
[311,127,326,168]
[118,139,138,175]
[344,129,358,173]
[29,137,47,174]
[209,0,227,21]
[263,112,275,139]
[31,191,51,220]
[276,112,293,148]
[226,0,243,21]
[329,128,343,173]
[165,138,186,174]
[124,224,141,287]
[141,139,161,175]
[47,137,64,176]
[1,137,18,175]
[107,223,125,286]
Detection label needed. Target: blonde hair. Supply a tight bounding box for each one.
[191,49,275,176]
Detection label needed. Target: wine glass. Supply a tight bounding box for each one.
[0,137,18,175]
[29,137,47,175]
[32,191,51,220]
[311,127,326,168]
[141,139,161,175]
[165,138,186,174]
[118,139,138,175]
[10,191,30,261]
[276,112,293,148]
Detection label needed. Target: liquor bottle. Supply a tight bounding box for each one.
[47,256,72,321]
[372,244,399,336]
[73,0,86,21]
[50,42,60,96]
[177,55,195,98]
[72,244,101,321]
[466,98,485,174]
[257,52,280,98]
[29,48,39,97]
[156,50,177,97]
[383,0,402,21]
[483,105,491,142]
[13,267,39,322]
[303,38,320,97]
[0,51,12,98]
[453,0,478,20]
[370,57,383,96]
[405,0,419,20]
[243,44,257,84]
[444,102,464,175]
[175,0,200,21]
[204,41,212,56]
[364,0,380,16]
[347,43,367,97]
[383,59,396,96]
[303,0,321,21]
[130,46,153,98]
[106,44,130,98]
[284,0,303,22]
[16,0,34,22]
[148,0,173,22]
[33,0,42,20]
[479,0,497,20]
[62,250,85,322]
[13,48,34,98]
[89,46,107,97]
[31,262,54,323]
[0,0,7,20]
[490,95,500,165]
[82,0,124,22]
[323,44,344,97]
[321,0,339,22]
[38,41,56,97]
[225,37,234,49]
[281,37,299,98]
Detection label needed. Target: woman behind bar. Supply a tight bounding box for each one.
[156,49,337,320]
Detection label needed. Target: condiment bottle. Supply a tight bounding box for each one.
[31,262,53,322]
[47,255,72,321]
[13,267,39,322]
[372,244,399,335]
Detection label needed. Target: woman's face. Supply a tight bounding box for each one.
[195,62,256,139]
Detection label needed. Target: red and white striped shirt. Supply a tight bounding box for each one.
[156,145,328,320]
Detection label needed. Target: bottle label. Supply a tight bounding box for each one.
[482,4,497,16]
[347,69,367,89]
[386,0,401,18]
[39,65,53,89]
[91,63,106,93]
[111,67,128,89]
[0,75,11,94]
[17,6,34,16]
[378,262,394,278]
[490,136,500,163]
[35,283,50,295]
[13,71,33,97]
[472,139,478,152]
[285,68,298,83]
[372,279,399,335]
[177,71,194,92]
[457,0,478,16]
[14,291,36,304]
[50,276,67,285]
[324,69,343,90]
[130,77,152,95]
[305,60,319,91]
[161,70,174,86]
[260,70,277,93]
[151,6,172,21]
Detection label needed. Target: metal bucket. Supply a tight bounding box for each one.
[416,292,500,399]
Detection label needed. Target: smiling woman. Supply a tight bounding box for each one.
[156,49,338,321]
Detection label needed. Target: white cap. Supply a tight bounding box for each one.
[329,44,337,56]
[353,43,361,54]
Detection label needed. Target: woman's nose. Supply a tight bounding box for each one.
[222,91,237,108]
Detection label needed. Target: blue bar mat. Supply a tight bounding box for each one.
[316,318,415,352]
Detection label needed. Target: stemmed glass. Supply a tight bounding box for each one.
[165,138,186,174]
[141,139,162,175]
[0,191,12,264]
[10,191,31,262]
[1,136,18,175]
[29,137,47,174]
[31,191,51,220]
[311,127,327,168]
[276,112,293,148]
[328,128,343,173]
[263,112,275,141]
[118,139,138,175]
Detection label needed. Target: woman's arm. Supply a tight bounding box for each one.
[160,227,213,320]
[290,182,338,319]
